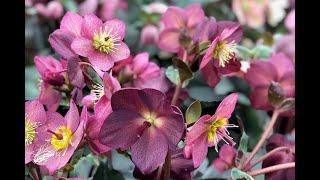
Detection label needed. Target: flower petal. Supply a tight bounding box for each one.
[99,109,144,149]
[81,13,103,38]
[185,115,211,145]
[244,61,277,88]
[158,29,181,53]
[131,127,168,174]
[269,53,294,79]
[201,61,220,87]
[161,6,186,28]
[71,37,95,57]
[48,29,78,59]
[132,52,149,74]
[60,11,83,36]
[94,96,112,123]
[103,19,126,40]
[25,100,47,125]
[249,86,272,110]
[200,39,218,69]
[212,158,229,172]
[217,21,243,43]
[214,93,238,119]
[219,144,237,165]
[110,42,130,62]
[191,134,208,168]
[65,99,80,132]
[186,3,205,28]
[88,52,115,71]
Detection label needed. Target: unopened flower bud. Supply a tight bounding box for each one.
[140,25,159,44]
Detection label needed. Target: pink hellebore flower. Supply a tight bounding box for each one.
[212,144,237,172]
[34,55,65,86]
[49,12,84,59]
[184,93,238,168]
[158,3,205,53]
[232,0,268,28]
[244,53,295,112]
[71,14,130,71]
[262,134,295,180]
[33,100,85,174]
[200,22,243,87]
[140,24,159,45]
[99,88,185,174]
[100,0,128,21]
[82,72,121,112]
[34,0,63,19]
[127,52,169,92]
[78,0,99,16]
[285,9,295,33]
[25,100,47,164]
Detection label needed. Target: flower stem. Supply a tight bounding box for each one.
[247,162,295,177]
[242,109,280,169]
[171,83,182,105]
[247,146,292,170]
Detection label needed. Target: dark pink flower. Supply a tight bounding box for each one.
[262,134,295,180]
[71,14,130,71]
[244,53,295,112]
[200,21,242,87]
[34,55,65,86]
[193,16,217,43]
[212,144,237,172]
[171,149,195,180]
[33,100,85,174]
[140,24,159,45]
[34,0,63,19]
[100,0,128,21]
[158,3,205,52]
[274,34,295,62]
[25,100,47,164]
[184,93,238,168]
[99,88,185,174]
[49,12,84,59]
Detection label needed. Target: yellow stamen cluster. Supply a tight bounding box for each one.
[207,118,228,142]
[92,28,120,54]
[50,126,73,151]
[25,116,38,145]
[213,40,236,67]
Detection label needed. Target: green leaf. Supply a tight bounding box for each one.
[231,168,254,180]
[236,45,253,59]
[111,150,135,179]
[185,100,202,125]
[81,64,103,89]
[165,66,180,85]
[172,57,193,83]
[188,86,221,102]
[70,154,100,178]
[251,45,272,59]
[60,0,77,12]
[238,131,249,153]
[25,66,40,100]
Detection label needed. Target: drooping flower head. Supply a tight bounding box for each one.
[25,100,47,164]
[212,144,237,172]
[184,93,238,167]
[200,22,243,87]
[244,53,295,113]
[158,3,205,52]
[33,100,85,174]
[71,13,130,71]
[262,134,295,180]
[99,88,185,174]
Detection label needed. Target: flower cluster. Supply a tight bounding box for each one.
[25,1,295,179]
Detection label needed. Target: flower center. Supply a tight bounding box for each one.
[207,118,228,143]
[92,28,120,54]
[144,112,158,125]
[49,126,73,151]
[213,40,236,67]
[91,83,105,102]
[25,115,38,145]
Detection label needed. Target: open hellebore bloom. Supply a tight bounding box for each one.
[33,100,85,174]
[99,88,185,174]
[184,93,238,168]
[82,72,121,111]
[244,53,295,112]
[34,55,65,86]
[158,3,205,52]
[49,12,84,59]
[25,100,47,164]
[71,13,130,71]
[200,22,243,87]
[212,144,237,172]
[262,134,295,180]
